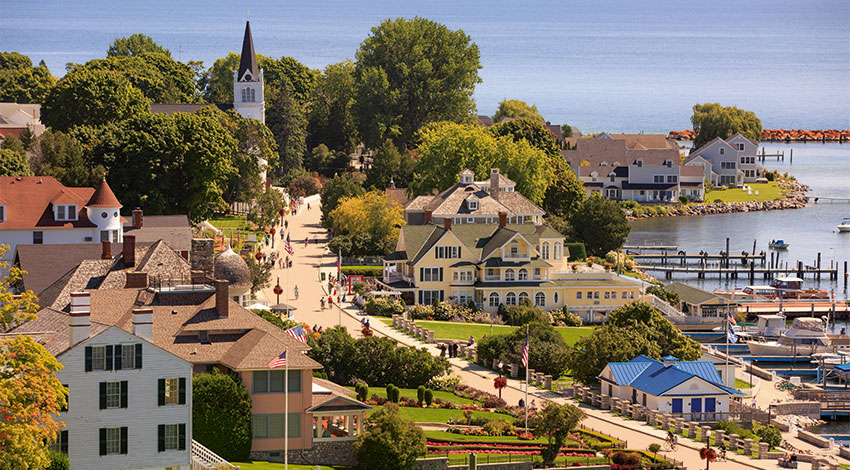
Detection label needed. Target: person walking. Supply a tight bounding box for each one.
[294,285,299,300]
[320,298,325,310]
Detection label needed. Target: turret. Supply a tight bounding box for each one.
[85,178,123,243]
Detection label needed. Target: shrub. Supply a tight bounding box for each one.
[341,265,384,276]
[646,284,680,305]
[417,385,426,404]
[365,296,406,316]
[355,382,369,402]
[425,374,461,391]
[755,424,782,449]
[482,419,516,436]
[565,243,587,261]
[46,450,69,470]
[352,281,368,296]
[678,195,689,204]
[409,304,434,320]
[714,420,754,440]
[432,301,476,321]
[477,322,570,378]
[192,372,252,461]
[501,304,550,326]
[354,403,426,470]
[611,450,641,467]
[424,389,433,406]
[390,385,401,403]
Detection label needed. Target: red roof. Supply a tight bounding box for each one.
[87,178,122,208]
[0,176,98,230]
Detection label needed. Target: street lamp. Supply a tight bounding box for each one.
[270,227,276,249]
[494,361,506,399]
[767,404,775,425]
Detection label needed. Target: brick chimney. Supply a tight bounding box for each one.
[498,211,507,228]
[424,210,432,224]
[123,235,136,266]
[131,308,153,342]
[101,240,112,259]
[69,292,91,346]
[490,168,500,201]
[133,208,143,229]
[125,272,148,289]
[443,217,452,231]
[215,279,229,318]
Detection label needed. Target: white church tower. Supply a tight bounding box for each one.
[233,20,268,184]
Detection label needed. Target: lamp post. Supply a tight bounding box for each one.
[274,276,282,305]
[497,361,504,399]
[270,227,276,249]
[767,404,775,425]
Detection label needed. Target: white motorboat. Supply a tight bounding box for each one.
[838,218,850,233]
[747,317,850,356]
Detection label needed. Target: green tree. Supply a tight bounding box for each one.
[532,402,586,466]
[542,159,586,219]
[354,403,426,470]
[304,144,334,174]
[33,130,105,187]
[42,69,149,131]
[561,124,574,138]
[248,187,284,230]
[321,173,366,229]
[329,191,404,256]
[477,322,570,378]
[203,53,315,105]
[0,52,56,103]
[246,256,273,297]
[69,53,197,103]
[493,99,544,123]
[691,103,762,149]
[1,244,39,330]
[353,17,481,150]
[107,33,171,57]
[569,194,629,256]
[192,372,252,462]
[606,302,701,361]
[365,140,414,190]
[267,87,307,179]
[488,118,561,157]
[307,60,359,153]
[0,148,31,177]
[409,122,553,204]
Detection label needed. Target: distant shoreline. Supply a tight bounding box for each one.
[667,129,850,143]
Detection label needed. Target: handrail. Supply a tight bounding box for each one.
[191,439,236,469]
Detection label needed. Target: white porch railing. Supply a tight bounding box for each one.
[645,293,686,318]
[383,272,413,285]
[191,439,236,470]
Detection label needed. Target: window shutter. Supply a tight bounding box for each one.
[104,345,113,371]
[158,379,165,406]
[157,424,165,452]
[440,290,444,301]
[99,382,107,410]
[419,267,423,281]
[60,430,68,454]
[120,381,128,408]
[114,344,122,370]
[418,290,422,304]
[85,346,93,372]
[178,377,186,405]
[178,423,186,450]
[120,427,128,454]
[135,343,142,369]
[439,268,443,282]
[99,428,107,456]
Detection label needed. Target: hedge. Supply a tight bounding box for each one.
[565,243,586,261]
[341,265,383,276]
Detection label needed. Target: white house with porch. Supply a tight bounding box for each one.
[598,355,743,421]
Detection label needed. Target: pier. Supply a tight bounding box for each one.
[632,253,765,263]
[637,263,838,281]
[809,195,850,203]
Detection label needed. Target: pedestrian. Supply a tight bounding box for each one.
[439,344,446,357]
[294,285,299,300]
[361,317,366,327]
[467,335,475,347]
[320,298,325,310]
[304,237,308,247]
[318,326,323,333]
[530,399,537,410]
[288,260,292,268]
[328,297,334,308]
[518,398,525,408]
[365,318,370,329]
[307,203,311,211]
[284,220,288,230]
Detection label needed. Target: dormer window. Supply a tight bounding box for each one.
[665,160,672,168]
[636,159,643,167]
[468,199,478,211]
[736,143,744,151]
[55,204,78,221]
[198,331,209,343]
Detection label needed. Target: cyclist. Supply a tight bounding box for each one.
[718,442,727,461]
[665,430,677,450]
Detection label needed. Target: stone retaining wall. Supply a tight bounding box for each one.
[415,457,449,470]
[797,429,833,449]
[248,440,357,466]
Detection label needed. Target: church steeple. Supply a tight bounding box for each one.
[237,21,259,82]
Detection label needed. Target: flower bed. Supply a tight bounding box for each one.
[426,442,594,454]
[428,449,595,457]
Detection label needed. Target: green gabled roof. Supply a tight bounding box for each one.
[403,225,444,265]
[665,281,733,305]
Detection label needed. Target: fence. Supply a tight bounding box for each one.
[443,453,610,467]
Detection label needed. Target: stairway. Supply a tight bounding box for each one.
[191,440,237,470]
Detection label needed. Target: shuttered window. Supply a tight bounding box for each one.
[159,377,187,406]
[99,427,127,455]
[158,423,186,452]
[100,381,127,409]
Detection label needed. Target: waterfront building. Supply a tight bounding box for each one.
[2,291,193,470]
[404,168,545,225]
[664,281,738,326]
[685,133,764,187]
[565,134,705,202]
[598,355,743,421]
[381,216,642,321]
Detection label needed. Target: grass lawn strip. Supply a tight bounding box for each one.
[368,405,511,423]
[380,319,593,346]
[705,182,784,203]
[735,378,753,390]
[346,386,475,405]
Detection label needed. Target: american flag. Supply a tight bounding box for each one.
[284,234,294,255]
[521,332,529,367]
[267,351,287,369]
[285,325,307,344]
[728,311,737,328]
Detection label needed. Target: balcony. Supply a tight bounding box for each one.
[383,272,414,286]
[503,251,529,260]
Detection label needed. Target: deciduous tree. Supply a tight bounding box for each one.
[488,118,561,157]
[42,69,149,131]
[542,159,586,219]
[354,403,426,470]
[328,191,404,256]
[68,53,197,103]
[532,402,586,466]
[32,130,105,187]
[477,322,570,378]
[410,122,552,204]
[354,17,481,150]
[365,140,414,190]
[0,148,31,177]
[0,53,56,103]
[568,194,629,256]
[307,60,359,153]
[493,99,544,123]
[691,103,762,149]
[192,372,252,462]
[107,33,171,57]
[320,173,366,229]
[203,53,315,105]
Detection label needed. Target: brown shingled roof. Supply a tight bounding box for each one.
[87,178,122,207]
[0,176,97,230]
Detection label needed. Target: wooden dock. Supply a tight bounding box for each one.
[809,195,850,203]
[623,244,677,252]
[637,263,839,280]
[633,253,765,263]
[738,300,850,316]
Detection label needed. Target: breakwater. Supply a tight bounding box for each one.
[668,129,850,143]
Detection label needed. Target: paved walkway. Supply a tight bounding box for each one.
[257,198,829,470]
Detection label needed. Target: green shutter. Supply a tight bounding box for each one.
[99,382,107,410]
[418,290,423,304]
[440,290,444,301]
[120,427,127,454]
[120,381,128,408]
[135,343,142,369]
[114,344,122,370]
[104,345,113,371]
[158,379,165,406]
[178,378,186,405]
[157,424,165,452]
[178,423,186,450]
[439,268,443,282]
[60,430,68,454]
[99,428,107,456]
[85,347,93,372]
[419,267,423,281]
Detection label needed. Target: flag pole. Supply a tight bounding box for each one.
[284,354,289,470]
[725,313,730,388]
[524,324,529,432]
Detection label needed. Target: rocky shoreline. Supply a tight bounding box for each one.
[627,180,810,219]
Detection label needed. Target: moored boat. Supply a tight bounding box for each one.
[747,318,850,356]
[838,218,850,233]
[769,239,790,249]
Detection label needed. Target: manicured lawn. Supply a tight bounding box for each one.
[209,214,251,229]
[233,462,352,470]
[384,319,593,346]
[346,386,475,405]
[705,182,784,203]
[735,378,753,390]
[425,430,551,444]
[369,405,513,423]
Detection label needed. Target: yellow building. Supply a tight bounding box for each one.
[381,214,642,321]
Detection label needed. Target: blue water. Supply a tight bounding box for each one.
[1,0,848,132]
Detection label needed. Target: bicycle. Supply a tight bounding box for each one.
[775,380,795,391]
[663,436,678,451]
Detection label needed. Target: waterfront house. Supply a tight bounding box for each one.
[0,102,45,139]
[1,292,193,470]
[685,133,764,187]
[380,216,641,321]
[598,355,744,421]
[665,282,738,324]
[404,168,545,226]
